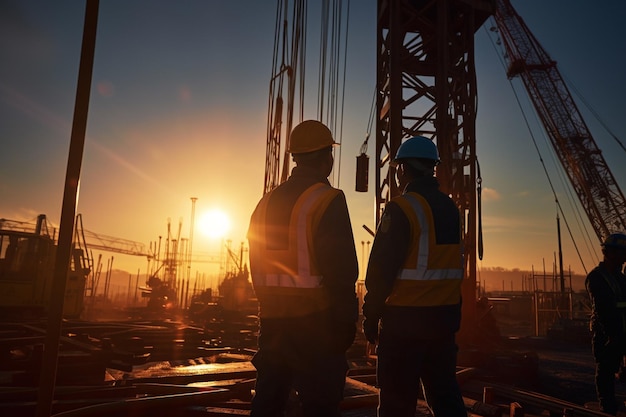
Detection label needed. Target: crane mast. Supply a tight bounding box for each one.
[493,0,626,240]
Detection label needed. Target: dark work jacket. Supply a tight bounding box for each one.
[586,262,626,345]
[248,165,359,329]
[363,176,462,339]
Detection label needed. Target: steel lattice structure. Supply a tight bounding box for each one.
[375,0,495,339]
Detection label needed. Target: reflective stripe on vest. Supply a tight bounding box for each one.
[385,192,463,307]
[250,183,339,289]
[398,193,463,281]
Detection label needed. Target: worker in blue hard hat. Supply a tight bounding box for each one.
[247,120,358,417]
[362,135,467,417]
[586,232,626,415]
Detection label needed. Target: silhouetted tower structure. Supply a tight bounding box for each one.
[493,0,626,240]
[375,0,495,342]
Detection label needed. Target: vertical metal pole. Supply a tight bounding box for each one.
[557,214,565,293]
[189,197,198,287]
[360,240,365,281]
[36,1,99,416]
[134,270,139,304]
[127,274,132,306]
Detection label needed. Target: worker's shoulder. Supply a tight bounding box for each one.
[315,182,345,199]
[586,265,609,280]
[585,266,613,291]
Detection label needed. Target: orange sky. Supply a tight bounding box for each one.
[1,1,625,287]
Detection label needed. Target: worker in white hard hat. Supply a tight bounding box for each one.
[362,135,467,417]
[247,120,359,417]
[585,232,626,415]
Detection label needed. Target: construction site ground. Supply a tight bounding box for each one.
[3,311,626,416]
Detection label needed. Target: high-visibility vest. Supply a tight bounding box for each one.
[385,192,464,307]
[248,183,340,318]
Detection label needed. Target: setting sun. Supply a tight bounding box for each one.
[198,209,231,239]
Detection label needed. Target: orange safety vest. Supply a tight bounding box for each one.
[385,192,464,307]
[248,183,340,318]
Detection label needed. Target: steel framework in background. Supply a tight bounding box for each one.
[375,0,495,344]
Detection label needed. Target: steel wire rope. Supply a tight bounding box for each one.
[271,0,283,174]
[361,87,376,155]
[329,0,341,138]
[335,0,351,188]
[498,39,598,274]
[525,92,601,271]
[507,12,626,240]
[561,72,626,155]
[317,0,329,121]
[279,0,306,184]
[556,67,625,251]
[295,0,306,122]
[327,0,338,129]
[483,24,599,269]
[271,1,348,187]
[265,0,289,193]
[484,24,593,274]
[501,30,607,267]
[315,0,347,186]
[329,0,349,186]
[318,2,334,143]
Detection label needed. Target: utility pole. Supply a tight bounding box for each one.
[189,197,198,288]
[36,2,99,416]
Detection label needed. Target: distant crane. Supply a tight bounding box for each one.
[81,229,149,257]
[492,0,626,242]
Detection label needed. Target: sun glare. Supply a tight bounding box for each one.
[198,209,231,239]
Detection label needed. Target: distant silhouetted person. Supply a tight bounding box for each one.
[362,136,467,417]
[247,120,359,417]
[586,232,626,415]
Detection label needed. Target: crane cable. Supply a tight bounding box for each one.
[335,0,351,187]
[485,24,593,274]
[563,72,626,155]
[359,87,377,156]
[316,0,350,186]
[284,0,307,183]
[265,0,291,193]
[295,0,306,122]
[511,85,591,275]
[267,0,350,188]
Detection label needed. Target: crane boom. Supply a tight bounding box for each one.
[82,230,149,257]
[493,0,626,240]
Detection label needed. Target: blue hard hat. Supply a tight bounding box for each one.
[391,136,439,166]
[602,233,626,250]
